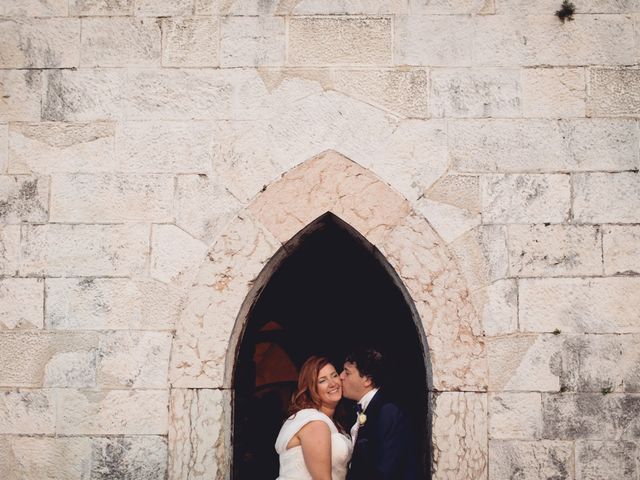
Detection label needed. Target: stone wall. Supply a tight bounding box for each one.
[1,1,639,479]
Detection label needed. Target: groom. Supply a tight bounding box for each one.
[340,347,419,480]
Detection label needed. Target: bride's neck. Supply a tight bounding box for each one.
[319,405,335,418]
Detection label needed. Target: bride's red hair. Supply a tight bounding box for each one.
[288,356,331,416]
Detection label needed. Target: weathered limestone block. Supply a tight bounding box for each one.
[482,174,570,224]
[473,16,531,66]
[0,225,20,275]
[0,176,48,223]
[542,393,640,440]
[603,225,640,275]
[507,224,602,277]
[489,392,542,439]
[151,225,208,288]
[432,392,488,480]
[519,277,640,333]
[69,0,134,15]
[162,17,219,68]
[8,122,116,174]
[429,68,521,118]
[91,436,167,480]
[395,15,473,66]
[46,278,183,330]
[488,335,562,392]
[0,123,6,172]
[288,17,392,65]
[0,332,98,387]
[470,279,517,336]
[98,331,172,388]
[168,389,231,480]
[409,0,493,13]
[496,0,640,14]
[117,121,212,174]
[0,70,41,122]
[588,68,640,116]
[43,69,126,122]
[81,18,160,68]
[450,119,639,172]
[170,214,281,388]
[0,389,56,434]
[0,436,90,480]
[288,0,408,14]
[424,174,481,213]
[176,175,241,244]
[576,441,639,480]
[0,278,44,330]
[20,224,149,276]
[489,440,574,480]
[414,198,480,243]
[2,0,68,16]
[56,389,169,434]
[523,67,586,117]
[0,18,79,68]
[574,172,640,223]
[135,0,192,15]
[50,174,174,223]
[220,16,285,67]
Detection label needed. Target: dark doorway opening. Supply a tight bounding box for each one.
[233,213,429,479]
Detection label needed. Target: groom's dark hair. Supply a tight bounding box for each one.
[345,347,385,388]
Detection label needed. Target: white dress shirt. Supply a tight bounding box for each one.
[350,388,379,443]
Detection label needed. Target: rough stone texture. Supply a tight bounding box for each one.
[135,0,192,16]
[0,225,20,275]
[162,17,219,68]
[151,225,208,288]
[414,197,481,243]
[588,68,640,116]
[489,440,574,480]
[0,70,41,122]
[0,389,56,434]
[8,122,116,174]
[46,278,183,330]
[80,18,161,68]
[69,0,134,16]
[56,389,168,434]
[220,16,285,67]
[431,392,488,480]
[288,17,392,65]
[409,0,493,14]
[50,174,174,223]
[2,0,69,16]
[429,68,521,118]
[603,225,640,275]
[20,224,149,277]
[522,67,586,118]
[519,277,640,334]
[507,224,602,277]
[496,0,640,14]
[199,0,408,14]
[0,18,79,68]
[424,174,481,213]
[0,278,44,330]
[489,392,542,439]
[470,279,517,336]
[573,172,640,224]
[168,389,231,480]
[576,441,639,480]
[0,123,7,173]
[0,176,48,223]
[482,174,571,224]
[91,436,167,480]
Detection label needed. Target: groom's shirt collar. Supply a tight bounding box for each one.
[357,388,379,412]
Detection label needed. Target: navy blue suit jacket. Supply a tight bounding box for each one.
[347,391,419,480]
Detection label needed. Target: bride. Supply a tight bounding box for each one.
[275,356,353,480]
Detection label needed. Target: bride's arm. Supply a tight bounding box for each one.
[298,420,332,480]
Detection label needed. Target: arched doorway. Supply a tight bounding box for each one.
[233,213,429,479]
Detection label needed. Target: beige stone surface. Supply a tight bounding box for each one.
[0,70,41,122]
[50,174,174,223]
[424,174,481,213]
[523,67,586,117]
[472,16,527,66]
[288,0,408,14]
[574,172,640,224]
[0,389,56,434]
[414,198,481,243]
[409,0,493,14]
[8,122,116,174]
[0,18,79,68]
[507,224,602,277]
[91,436,168,480]
[470,279,518,336]
[151,225,208,288]
[429,68,521,118]
[81,18,160,68]
[168,389,231,480]
[489,392,542,439]
[603,225,640,275]
[56,389,169,434]
[589,67,640,116]
[482,174,570,224]
[0,278,44,330]
[135,0,192,15]
[0,225,20,275]
[43,350,97,388]
[0,176,49,223]
[489,440,574,480]
[496,0,640,14]
[20,223,149,277]
[220,16,285,67]
[162,17,219,68]
[576,441,640,480]
[0,123,7,173]
[46,278,183,331]
[69,0,133,15]
[2,0,68,16]
[432,392,488,480]
[288,16,392,65]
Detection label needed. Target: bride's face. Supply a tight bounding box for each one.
[316,363,342,407]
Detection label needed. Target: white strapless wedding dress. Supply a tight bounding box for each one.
[274,409,353,480]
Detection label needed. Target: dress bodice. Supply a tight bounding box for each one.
[275,409,352,480]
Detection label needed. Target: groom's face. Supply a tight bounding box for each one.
[340,361,371,401]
